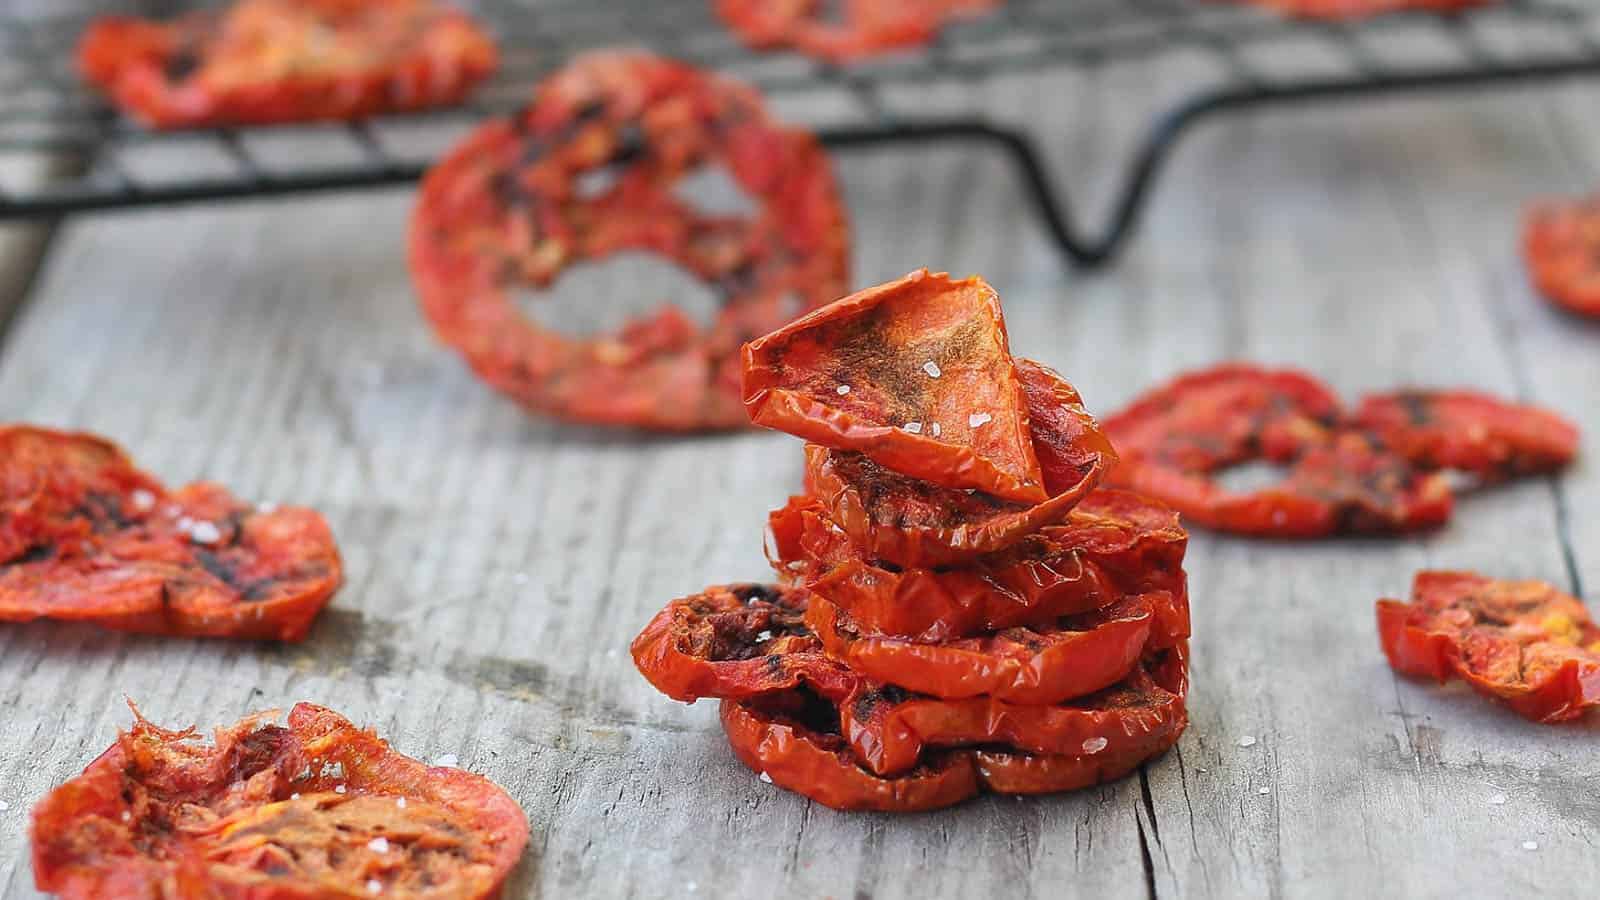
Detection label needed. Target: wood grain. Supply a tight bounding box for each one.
[3,19,1600,900]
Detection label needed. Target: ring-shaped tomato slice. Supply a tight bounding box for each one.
[411,51,850,431]
[1105,365,1453,536]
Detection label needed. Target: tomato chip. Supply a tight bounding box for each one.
[797,356,1113,567]
[841,661,1187,776]
[1377,571,1600,723]
[768,488,1185,641]
[78,0,497,129]
[630,582,856,703]
[974,722,1183,795]
[31,702,529,898]
[1354,390,1578,479]
[744,270,1046,503]
[410,52,850,431]
[808,591,1183,706]
[1524,194,1600,318]
[1232,0,1489,18]
[720,689,979,812]
[1105,365,1453,536]
[715,0,1002,64]
[0,426,341,641]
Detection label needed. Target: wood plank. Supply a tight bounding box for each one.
[5,28,1600,900]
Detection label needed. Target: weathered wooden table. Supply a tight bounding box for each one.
[2,37,1599,900]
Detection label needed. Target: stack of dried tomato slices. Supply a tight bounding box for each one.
[631,269,1190,811]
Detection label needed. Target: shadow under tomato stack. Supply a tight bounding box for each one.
[629,269,1191,811]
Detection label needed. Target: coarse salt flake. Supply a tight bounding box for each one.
[334,785,347,794]
[1082,737,1108,754]
[902,422,923,434]
[836,384,851,395]
[1523,841,1539,851]
[121,810,131,821]
[1238,735,1257,748]
[189,521,222,545]
[756,630,774,642]
[368,837,390,853]
[930,422,941,437]
[432,754,460,768]
[368,879,383,894]
[758,771,773,784]
[131,490,156,511]
[969,412,992,428]
[396,797,407,809]
[291,793,301,800]
[923,361,942,378]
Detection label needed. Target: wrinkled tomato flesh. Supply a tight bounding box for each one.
[0,426,341,641]
[410,51,849,431]
[1377,570,1600,723]
[743,269,1046,503]
[31,703,529,899]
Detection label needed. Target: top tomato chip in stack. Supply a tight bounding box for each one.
[744,270,1049,503]
[631,270,1189,812]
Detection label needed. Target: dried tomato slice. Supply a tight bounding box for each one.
[410,52,849,431]
[768,488,1185,641]
[1376,571,1600,723]
[1353,390,1578,479]
[0,426,341,641]
[808,591,1184,705]
[629,582,856,703]
[744,270,1046,503]
[1233,0,1489,18]
[1524,194,1600,318]
[974,722,1183,795]
[78,0,497,129]
[31,702,529,898]
[715,0,1002,64]
[1105,365,1453,536]
[797,357,1113,567]
[841,661,1187,776]
[720,688,979,812]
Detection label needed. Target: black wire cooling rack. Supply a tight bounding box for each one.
[3,0,1600,265]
